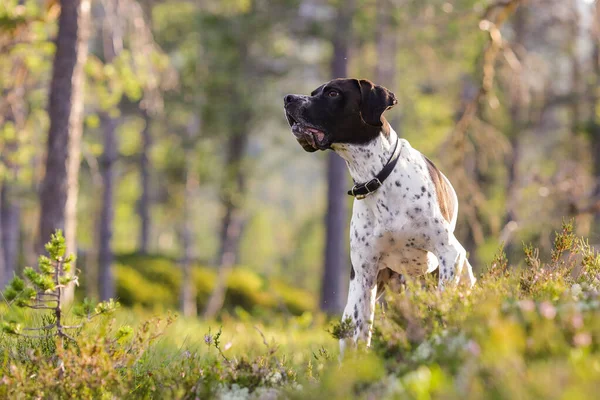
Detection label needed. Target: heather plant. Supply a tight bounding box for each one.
[2,224,600,399]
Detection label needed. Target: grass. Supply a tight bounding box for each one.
[2,220,600,399]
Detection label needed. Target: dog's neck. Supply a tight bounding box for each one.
[332,122,400,184]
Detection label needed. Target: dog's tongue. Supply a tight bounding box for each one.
[307,128,325,145]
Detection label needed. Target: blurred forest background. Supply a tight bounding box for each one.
[1,0,599,318]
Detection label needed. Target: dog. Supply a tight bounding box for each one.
[283,78,476,355]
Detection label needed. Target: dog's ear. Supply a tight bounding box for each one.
[355,79,397,127]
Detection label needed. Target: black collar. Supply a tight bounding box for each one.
[347,137,402,200]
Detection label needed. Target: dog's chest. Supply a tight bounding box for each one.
[349,147,440,275]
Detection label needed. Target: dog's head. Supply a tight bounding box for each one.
[283,78,397,152]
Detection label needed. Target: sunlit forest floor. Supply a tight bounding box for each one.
[2,221,600,399]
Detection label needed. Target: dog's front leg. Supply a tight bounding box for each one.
[428,226,475,289]
[339,262,378,358]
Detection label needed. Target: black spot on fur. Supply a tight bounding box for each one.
[421,186,426,193]
[350,266,356,280]
[395,180,401,187]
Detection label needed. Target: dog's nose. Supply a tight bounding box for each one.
[284,94,296,105]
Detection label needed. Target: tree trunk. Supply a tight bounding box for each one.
[38,0,90,302]
[180,115,200,317]
[0,185,5,287]
[138,109,152,254]
[98,115,118,300]
[568,0,581,135]
[375,0,398,128]
[97,0,122,301]
[502,5,527,255]
[591,1,600,226]
[180,175,197,317]
[1,182,20,284]
[203,126,248,319]
[320,1,354,315]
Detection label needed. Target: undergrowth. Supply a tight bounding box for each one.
[1,220,600,399]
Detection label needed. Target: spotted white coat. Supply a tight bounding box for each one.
[333,126,476,356]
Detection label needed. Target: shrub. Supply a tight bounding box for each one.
[114,264,174,309]
[271,279,317,315]
[115,253,317,316]
[193,266,217,310]
[1,230,119,343]
[115,253,182,292]
[225,267,277,312]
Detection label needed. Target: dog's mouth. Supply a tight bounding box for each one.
[285,111,327,152]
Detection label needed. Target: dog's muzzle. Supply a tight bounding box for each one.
[284,95,328,152]
[286,114,327,152]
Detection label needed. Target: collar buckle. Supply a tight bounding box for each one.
[352,178,382,200]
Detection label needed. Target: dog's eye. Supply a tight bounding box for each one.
[327,90,339,98]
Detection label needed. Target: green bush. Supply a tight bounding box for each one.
[4,222,600,398]
[114,253,316,316]
[224,267,277,311]
[271,279,317,315]
[114,264,174,309]
[115,253,182,292]
[193,267,217,311]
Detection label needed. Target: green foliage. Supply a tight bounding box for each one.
[114,253,316,316]
[114,263,174,309]
[329,316,355,341]
[3,224,600,398]
[0,314,175,399]
[2,230,76,312]
[1,230,120,345]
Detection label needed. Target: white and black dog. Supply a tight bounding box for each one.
[284,78,476,354]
